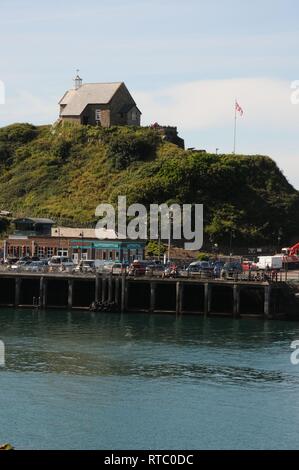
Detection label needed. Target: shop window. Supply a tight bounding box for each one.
[47,247,54,257]
[57,249,68,257]
[37,247,45,257]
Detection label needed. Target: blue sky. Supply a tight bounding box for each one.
[0,0,299,187]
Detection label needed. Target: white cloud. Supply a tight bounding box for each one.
[135,78,299,188]
[135,78,299,130]
[0,90,56,124]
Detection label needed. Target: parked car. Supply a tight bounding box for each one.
[242,260,258,272]
[48,256,74,271]
[74,260,96,273]
[5,258,19,266]
[221,262,243,279]
[111,262,128,275]
[163,264,179,278]
[10,260,32,270]
[212,261,225,277]
[187,260,213,276]
[24,261,45,272]
[146,264,165,277]
[100,261,115,273]
[128,261,147,276]
[19,256,32,262]
[39,259,50,266]
[146,260,163,267]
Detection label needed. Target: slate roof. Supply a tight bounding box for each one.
[59,82,123,116]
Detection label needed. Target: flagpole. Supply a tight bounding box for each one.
[233,99,237,154]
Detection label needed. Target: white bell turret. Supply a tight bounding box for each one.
[74,70,82,90]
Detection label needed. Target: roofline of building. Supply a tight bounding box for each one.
[7,234,146,244]
[58,82,124,106]
[58,90,69,105]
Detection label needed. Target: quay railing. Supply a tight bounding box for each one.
[0,264,296,283]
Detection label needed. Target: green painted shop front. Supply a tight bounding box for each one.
[70,240,145,263]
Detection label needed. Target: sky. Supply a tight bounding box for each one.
[0,0,299,187]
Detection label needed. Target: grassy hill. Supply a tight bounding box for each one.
[0,122,298,246]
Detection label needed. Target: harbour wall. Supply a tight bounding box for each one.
[0,272,295,319]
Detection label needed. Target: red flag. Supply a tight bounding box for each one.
[235,101,244,116]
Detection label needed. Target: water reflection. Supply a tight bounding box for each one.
[1,309,299,385]
[1,309,299,450]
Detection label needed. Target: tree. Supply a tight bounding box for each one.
[146,240,166,257]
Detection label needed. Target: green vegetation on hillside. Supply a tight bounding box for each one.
[0,122,298,246]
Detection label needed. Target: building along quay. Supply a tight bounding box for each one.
[0,271,296,320]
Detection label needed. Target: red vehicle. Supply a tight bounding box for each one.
[280,243,299,269]
[242,260,258,271]
[163,263,178,278]
[128,261,146,276]
[286,242,299,256]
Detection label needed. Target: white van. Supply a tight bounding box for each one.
[257,256,283,270]
[74,259,96,272]
[48,256,74,270]
[74,259,110,272]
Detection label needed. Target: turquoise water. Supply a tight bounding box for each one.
[0,309,299,450]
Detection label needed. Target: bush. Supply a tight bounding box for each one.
[106,131,159,170]
[0,123,37,144]
[196,252,211,261]
[53,140,72,160]
[0,142,11,162]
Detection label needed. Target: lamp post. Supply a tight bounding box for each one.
[167,213,173,263]
[3,239,7,263]
[158,213,161,263]
[277,228,283,254]
[79,231,84,261]
[229,229,235,259]
[277,235,281,254]
[55,228,61,256]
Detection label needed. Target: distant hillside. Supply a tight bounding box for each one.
[0,122,298,246]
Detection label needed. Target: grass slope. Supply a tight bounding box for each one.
[0,122,298,245]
